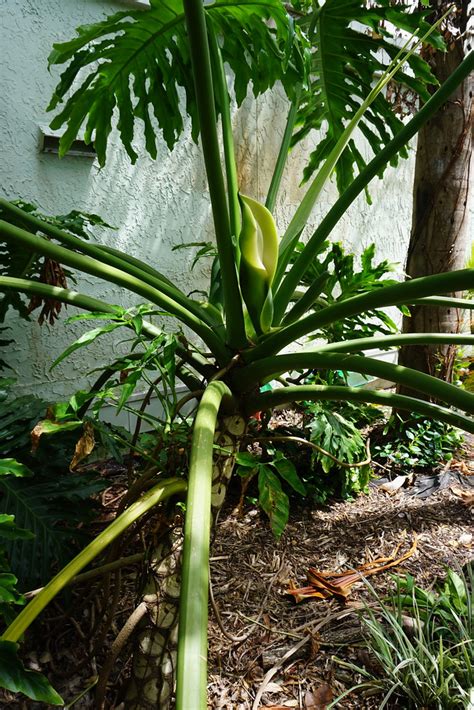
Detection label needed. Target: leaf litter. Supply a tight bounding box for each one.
[207,437,474,709]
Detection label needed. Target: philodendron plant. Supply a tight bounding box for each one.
[0,1,473,707]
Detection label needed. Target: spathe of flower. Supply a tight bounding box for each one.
[238,194,278,335]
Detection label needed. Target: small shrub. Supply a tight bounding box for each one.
[373,414,464,471]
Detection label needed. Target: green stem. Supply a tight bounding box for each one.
[317,333,474,353]
[274,12,446,287]
[247,269,474,361]
[410,296,474,309]
[183,0,247,350]
[244,385,474,434]
[0,199,170,286]
[272,50,474,321]
[0,276,121,318]
[0,220,230,363]
[1,478,186,643]
[0,277,214,386]
[282,271,330,325]
[235,351,474,413]
[207,22,240,240]
[265,93,300,213]
[0,199,211,325]
[176,380,230,710]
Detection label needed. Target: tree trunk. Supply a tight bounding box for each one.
[124,414,246,709]
[397,3,473,398]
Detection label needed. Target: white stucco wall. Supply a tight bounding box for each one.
[1,1,419,404]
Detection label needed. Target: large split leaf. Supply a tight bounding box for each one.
[0,471,106,587]
[0,382,107,586]
[0,394,46,457]
[47,0,304,166]
[292,0,443,194]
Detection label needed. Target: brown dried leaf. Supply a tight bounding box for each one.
[288,535,417,602]
[70,422,95,471]
[451,487,474,506]
[304,683,333,709]
[27,258,68,326]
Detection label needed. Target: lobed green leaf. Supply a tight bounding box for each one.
[48,0,302,166]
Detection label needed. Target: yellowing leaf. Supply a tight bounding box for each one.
[70,422,95,471]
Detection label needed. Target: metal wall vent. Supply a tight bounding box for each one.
[40,129,96,157]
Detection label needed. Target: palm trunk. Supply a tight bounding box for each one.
[398,3,472,397]
[125,414,246,709]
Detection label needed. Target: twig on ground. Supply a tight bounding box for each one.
[251,634,311,710]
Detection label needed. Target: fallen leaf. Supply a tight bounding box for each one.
[288,535,418,602]
[304,683,333,709]
[451,487,474,506]
[380,474,410,495]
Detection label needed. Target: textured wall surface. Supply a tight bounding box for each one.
[2,1,422,402]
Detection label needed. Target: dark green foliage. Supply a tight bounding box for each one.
[292,0,443,194]
[0,378,45,455]
[293,241,403,342]
[47,0,304,166]
[0,641,62,705]
[236,449,306,538]
[0,380,107,587]
[374,414,464,470]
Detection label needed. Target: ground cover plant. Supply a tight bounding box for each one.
[331,568,474,708]
[0,1,473,707]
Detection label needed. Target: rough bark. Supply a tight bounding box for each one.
[398,3,473,398]
[124,414,246,709]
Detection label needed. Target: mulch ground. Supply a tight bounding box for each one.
[207,451,473,710]
[1,438,472,709]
